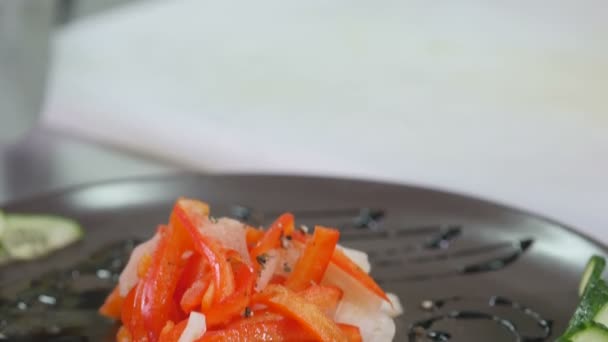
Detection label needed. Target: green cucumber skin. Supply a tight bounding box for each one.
[581,256,607,297]
[561,322,608,342]
[0,210,7,263]
[560,256,608,340]
[570,278,608,328]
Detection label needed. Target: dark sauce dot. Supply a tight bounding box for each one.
[353,208,385,229]
[231,206,252,221]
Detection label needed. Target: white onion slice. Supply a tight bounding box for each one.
[334,299,396,342]
[321,263,383,311]
[118,233,160,296]
[255,249,280,292]
[337,245,371,274]
[381,293,404,318]
[178,311,207,342]
[274,243,303,278]
[198,217,250,265]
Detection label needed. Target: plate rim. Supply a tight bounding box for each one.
[2,171,606,253]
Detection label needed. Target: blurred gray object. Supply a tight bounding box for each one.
[0,0,53,144]
[0,0,170,203]
[0,0,137,144]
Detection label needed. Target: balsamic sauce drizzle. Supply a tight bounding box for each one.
[381,238,534,282]
[409,296,552,341]
[0,240,138,340]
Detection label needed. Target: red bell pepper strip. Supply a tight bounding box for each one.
[205,250,256,328]
[202,315,363,342]
[245,226,265,249]
[250,213,294,267]
[285,226,340,291]
[139,222,191,341]
[99,285,123,320]
[180,277,211,314]
[199,322,285,341]
[201,282,215,311]
[158,319,188,342]
[269,274,288,285]
[172,199,235,303]
[331,248,389,302]
[199,314,303,342]
[123,282,149,341]
[252,285,348,342]
[176,255,210,313]
[298,284,343,316]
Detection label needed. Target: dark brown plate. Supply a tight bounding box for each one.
[0,174,604,341]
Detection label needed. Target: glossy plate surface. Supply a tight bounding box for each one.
[0,174,604,341]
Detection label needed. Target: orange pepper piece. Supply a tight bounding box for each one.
[252,285,348,342]
[285,226,340,291]
[298,284,343,316]
[99,285,123,320]
[250,213,294,268]
[331,248,389,302]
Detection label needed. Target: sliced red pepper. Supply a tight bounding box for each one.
[120,286,135,329]
[173,199,235,303]
[99,285,123,320]
[331,248,389,302]
[250,213,294,267]
[200,315,306,342]
[174,254,205,301]
[180,277,211,314]
[245,226,265,249]
[158,319,187,342]
[252,285,348,342]
[298,284,343,316]
[227,311,284,326]
[123,282,148,341]
[176,254,211,313]
[199,322,284,341]
[285,226,340,291]
[290,226,308,244]
[138,221,191,341]
[269,274,288,285]
[201,282,215,311]
[205,250,256,328]
[337,324,363,342]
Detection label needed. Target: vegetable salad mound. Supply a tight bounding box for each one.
[99,198,402,342]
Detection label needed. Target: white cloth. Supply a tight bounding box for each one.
[42,0,608,242]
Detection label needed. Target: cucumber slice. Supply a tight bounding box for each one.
[560,256,608,341]
[569,277,608,329]
[1,214,83,261]
[0,211,8,264]
[581,256,607,297]
[595,304,608,328]
[0,210,5,237]
[568,322,608,342]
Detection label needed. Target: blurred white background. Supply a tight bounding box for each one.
[41,1,607,240]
